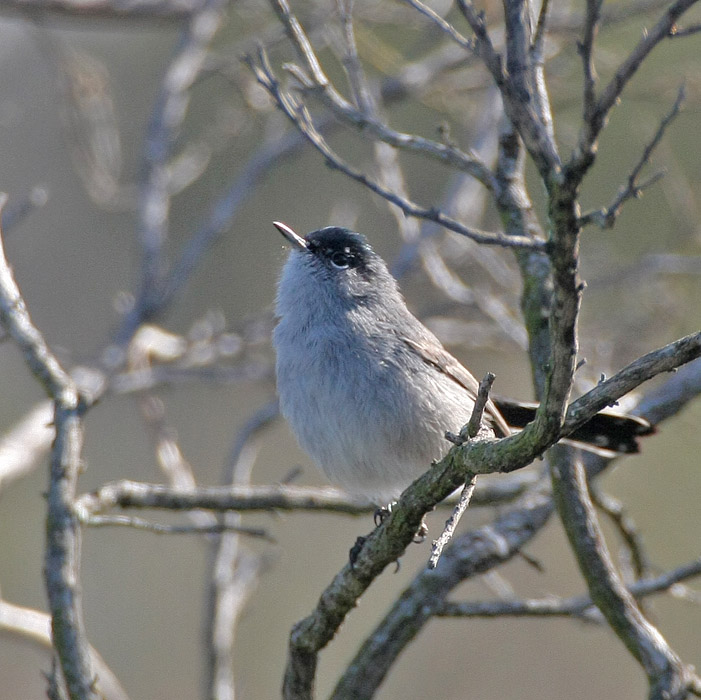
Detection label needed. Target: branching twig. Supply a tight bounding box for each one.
[579,84,686,228]
[246,48,542,251]
[579,0,603,127]
[0,195,97,700]
[271,0,496,188]
[116,0,228,347]
[330,479,555,699]
[590,486,649,579]
[573,0,699,175]
[563,330,701,437]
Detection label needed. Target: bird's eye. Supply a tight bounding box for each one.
[330,251,351,269]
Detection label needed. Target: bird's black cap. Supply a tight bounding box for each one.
[275,223,376,273]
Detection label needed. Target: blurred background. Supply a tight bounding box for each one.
[0,1,699,698]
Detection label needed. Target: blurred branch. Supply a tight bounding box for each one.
[81,514,273,539]
[0,0,205,20]
[591,486,650,580]
[0,195,98,700]
[0,598,131,700]
[634,356,701,425]
[205,401,276,700]
[116,0,228,347]
[437,555,701,620]
[0,399,54,491]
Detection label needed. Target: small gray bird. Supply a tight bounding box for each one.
[272,222,652,504]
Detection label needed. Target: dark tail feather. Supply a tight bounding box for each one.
[493,398,655,454]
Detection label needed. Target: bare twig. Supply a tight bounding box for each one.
[206,401,276,700]
[399,0,473,51]
[437,555,701,620]
[634,356,701,425]
[268,0,497,189]
[80,514,273,539]
[0,195,98,700]
[75,482,375,517]
[427,476,476,570]
[465,372,496,439]
[579,0,603,127]
[590,487,649,579]
[579,84,686,228]
[247,49,542,251]
[116,0,228,347]
[563,331,701,437]
[574,0,699,174]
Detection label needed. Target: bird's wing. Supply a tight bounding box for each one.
[400,336,511,437]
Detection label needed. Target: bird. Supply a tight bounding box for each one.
[271,221,653,505]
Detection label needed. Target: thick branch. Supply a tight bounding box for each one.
[330,480,554,699]
[550,445,692,699]
[564,331,701,434]
[283,326,700,698]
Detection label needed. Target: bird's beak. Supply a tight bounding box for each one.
[273,221,308,251]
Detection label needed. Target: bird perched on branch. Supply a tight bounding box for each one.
[272,222,652,504]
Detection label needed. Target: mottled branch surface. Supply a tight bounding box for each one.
[0,203,98,700]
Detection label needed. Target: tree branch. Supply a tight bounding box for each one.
[579,84,686,229]
[246,47,541,250]
[573,0,699,177]
[0,196,98,700]
[437,555,701,620]
[550,445,692,699]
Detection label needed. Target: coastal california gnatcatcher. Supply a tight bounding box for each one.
[272,222,652,504]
